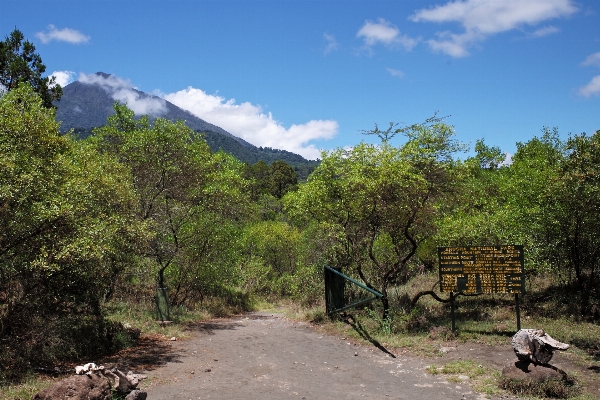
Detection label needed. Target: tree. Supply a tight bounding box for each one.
[0,84,141,372]
[242,221,300,277]
[244,160,298,200]
[0,29,62,108]
[269,160,298,199]
[543,130,600,308]
[91,103,249,308]
[474,139,505,169]
[244,160,271,201]
[286,117,464,318]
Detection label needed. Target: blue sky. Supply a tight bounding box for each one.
[2,0,599,160]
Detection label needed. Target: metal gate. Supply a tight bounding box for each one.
[324,266,383,315]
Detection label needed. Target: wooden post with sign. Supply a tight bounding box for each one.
[438,245,525,331]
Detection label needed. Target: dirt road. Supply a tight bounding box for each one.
[143,313,503,400]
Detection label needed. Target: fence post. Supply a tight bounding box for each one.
[324,267,345,315]
[156,286,170,322]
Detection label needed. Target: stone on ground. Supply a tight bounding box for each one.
[33,373,111,400]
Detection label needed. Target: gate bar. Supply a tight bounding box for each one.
[324,266,383,315]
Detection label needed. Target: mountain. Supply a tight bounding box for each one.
[54,72,319,180]
[55,72,252,147]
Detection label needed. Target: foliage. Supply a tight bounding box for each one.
[0,29,62,108]
[244,160,298,201]
[242,221,300,277]
[0,84,142,377]
[91,103,250,307]
[435,126,600,314]
[286,116,465,318]
[205,132,319,181]
[542,130,600,307]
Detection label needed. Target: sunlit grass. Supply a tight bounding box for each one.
[0,375,58,400]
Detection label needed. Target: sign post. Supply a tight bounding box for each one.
[438,245,525,331]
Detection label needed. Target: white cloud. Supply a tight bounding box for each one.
[532,25,560,37]
[163,87,338,160]
[501,152,513,166]
[386,68,405,78]
[580,52,600,97]
[50,70,76,87]
[324,33,339,54]
[582,51,600,67]
[410,0,577,57]
[579,75,600,98]
[428,31,474,57]
[36,25,90,44]
[78,73,167,116]
[357,18,419,51]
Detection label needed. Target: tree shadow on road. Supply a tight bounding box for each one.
[98,334,183,372]
[185,319,245,335]
[341,314,396,358]
[99,319,247,373]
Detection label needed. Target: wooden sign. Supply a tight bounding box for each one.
[438,245,524,294]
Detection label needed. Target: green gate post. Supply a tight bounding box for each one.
[156,286,170,322]
[450,291,456,332]
[324,266,345,315]
[515,293,521,331]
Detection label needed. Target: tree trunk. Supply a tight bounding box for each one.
[381,284,390,320]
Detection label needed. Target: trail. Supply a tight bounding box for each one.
[143,312,500,400]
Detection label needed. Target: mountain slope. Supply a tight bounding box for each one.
[55,72,252,147]
[54,72,319,180]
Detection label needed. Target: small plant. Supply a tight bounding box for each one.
[426,364,441,375]
[426,359,502,397]
[110,388,128,400]
[364,307,392,335]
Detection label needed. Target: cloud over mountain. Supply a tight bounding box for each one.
[163,87,338,159]
[50,70,76,87]
[78,73,167,116]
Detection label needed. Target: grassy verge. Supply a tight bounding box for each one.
[427,360,502,396]
[0,375,60,400]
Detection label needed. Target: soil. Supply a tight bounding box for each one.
[99,312,600,400]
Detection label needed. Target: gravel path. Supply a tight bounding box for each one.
[143,312,497,400]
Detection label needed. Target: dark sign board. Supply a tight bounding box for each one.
[438,245,524,294]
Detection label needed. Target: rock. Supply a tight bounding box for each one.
[429,325,452,340]
[33,372,111,400]
[511,328,569,364]
[104,368,142,393]
[125,389,148,400]
[439,346,456,353]
[75,362,104,375]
